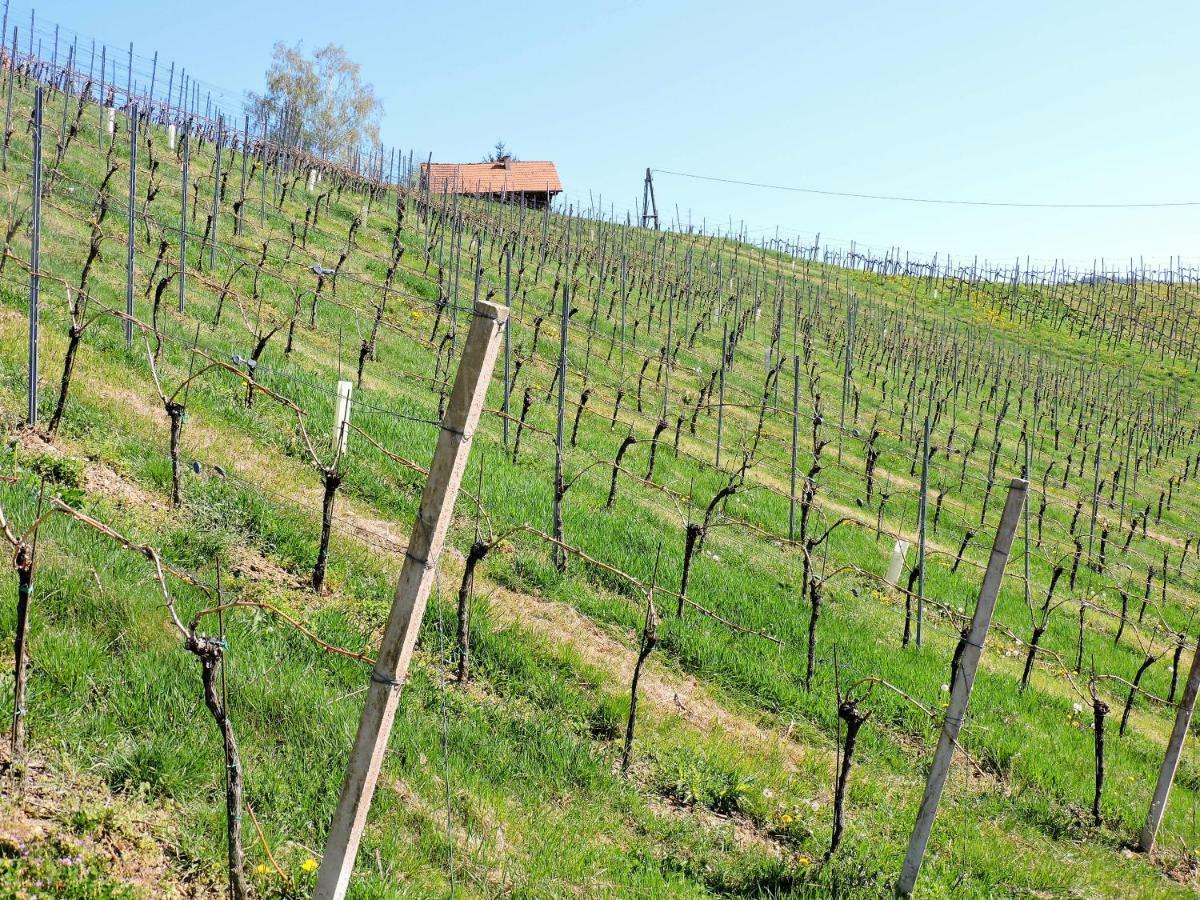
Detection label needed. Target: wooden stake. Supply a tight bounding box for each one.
[315,300,508,900]
[1140,635,1200,851]
[898,477,1027,897]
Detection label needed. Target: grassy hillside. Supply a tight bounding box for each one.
[0,60,1199,898]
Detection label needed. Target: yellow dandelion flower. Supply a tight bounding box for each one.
[781,814,794,824]
[255,863,270,876]
[301,858,319,874]
[797,855,812,866]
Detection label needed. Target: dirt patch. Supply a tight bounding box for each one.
[227,542,303,592]
[646,794,788,860]
[467,565,820,775]
[13,427,62,459]
[0,752,218,898]
[85,460,169,515]
[336,506,406,553]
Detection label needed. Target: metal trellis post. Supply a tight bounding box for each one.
[27,86,41,425]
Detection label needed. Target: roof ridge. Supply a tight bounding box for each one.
[424,160,558,166]
[421,160,561,194]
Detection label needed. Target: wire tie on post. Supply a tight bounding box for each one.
[371,669,404,688]
[404,548,432,570]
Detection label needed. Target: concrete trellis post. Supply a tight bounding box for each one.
[885,539,910,586]
[1140,636,1200,852]
[315,299,508,900]
[898,477,1028,897]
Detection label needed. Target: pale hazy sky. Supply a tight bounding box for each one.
[34,0,1200,267]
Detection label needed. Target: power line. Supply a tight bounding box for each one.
[651,168,1200,210]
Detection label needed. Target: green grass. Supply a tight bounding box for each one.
[0,69,1195,897]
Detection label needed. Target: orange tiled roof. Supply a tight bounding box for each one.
[421,160,562,195]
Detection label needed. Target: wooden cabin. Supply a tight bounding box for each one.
[420,157,562,208]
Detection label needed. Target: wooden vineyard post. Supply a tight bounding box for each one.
[898,477,1027,897]
[1140,635,1200,852]
[315,299,508,900]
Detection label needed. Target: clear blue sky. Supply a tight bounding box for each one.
[25,0,1200,266]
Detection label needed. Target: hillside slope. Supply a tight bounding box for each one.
[0,56,1198,898]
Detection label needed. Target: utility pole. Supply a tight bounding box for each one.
[641,168,659,230]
